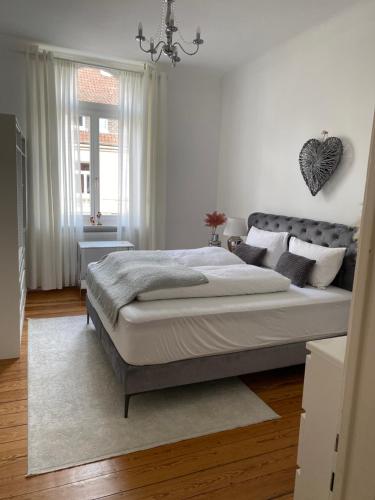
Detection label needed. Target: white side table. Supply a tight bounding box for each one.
[78,240,135,289]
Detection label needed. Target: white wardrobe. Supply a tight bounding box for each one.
[0,114,27,359]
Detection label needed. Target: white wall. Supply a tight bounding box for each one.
[165,66,222,248]
[4,0,373,256]
[0,34,26,131]
[217,2,375,227]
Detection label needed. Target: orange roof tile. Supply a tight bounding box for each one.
[78,66,119,105]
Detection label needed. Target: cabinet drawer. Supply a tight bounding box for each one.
[20,307,25,333]
[302,354,312,412]
[294,468,303,498]
[19,246,25,273]
[297,412,306,468]
[20,282,26,311]
[19,268,26,293]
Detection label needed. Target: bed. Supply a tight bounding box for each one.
[86,212,357,417]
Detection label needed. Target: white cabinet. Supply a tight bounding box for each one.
[0,114,27,359]
[294,336,347,500]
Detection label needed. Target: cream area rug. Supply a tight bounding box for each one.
[28,316,279,475]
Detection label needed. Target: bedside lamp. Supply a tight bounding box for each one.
[223,217,248,252]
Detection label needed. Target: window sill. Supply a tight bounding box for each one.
[83,225,117,233]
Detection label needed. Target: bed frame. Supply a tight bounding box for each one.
[87,212,357,417]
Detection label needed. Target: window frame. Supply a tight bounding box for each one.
[79,101,120,226]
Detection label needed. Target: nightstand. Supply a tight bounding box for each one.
[78,240,134,289]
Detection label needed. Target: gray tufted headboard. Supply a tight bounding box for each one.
[248,212,357,291]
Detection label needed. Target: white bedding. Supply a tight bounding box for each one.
[87,285,351,366]
[163,246,244,267]
[138,264,290,301]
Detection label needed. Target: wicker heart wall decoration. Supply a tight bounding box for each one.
[299,131,343,196]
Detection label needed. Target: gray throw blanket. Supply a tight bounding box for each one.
[86,251,209,326]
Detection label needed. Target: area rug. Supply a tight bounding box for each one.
[28,315,279,475]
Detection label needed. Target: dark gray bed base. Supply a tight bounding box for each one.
[86,297,345,417]
[87,212,355,417]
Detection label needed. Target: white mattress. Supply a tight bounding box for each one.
[87,286,351,366]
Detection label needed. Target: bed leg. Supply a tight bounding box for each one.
[124,394,131,418]
[86,311,89,325]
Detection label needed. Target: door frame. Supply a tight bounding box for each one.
[333,110,375,499]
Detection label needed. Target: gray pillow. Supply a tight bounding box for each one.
[276,251,316,288]
[233,242,267,266]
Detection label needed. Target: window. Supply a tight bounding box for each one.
[78,65,120,221]
[79,115,89,131]
[99,118,119,215]
[99,118,109,134]
[79,116,91,214]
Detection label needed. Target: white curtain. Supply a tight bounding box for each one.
[26,50,82,289]
[54,59,83,285]
[117,66,167,249]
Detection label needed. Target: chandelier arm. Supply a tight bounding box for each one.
[139,39,164,55]
[151,46,165,63]
[138,39,152,54]
[173,41,200,56]
[153,40,165,52]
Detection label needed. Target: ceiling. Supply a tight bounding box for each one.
[0,0,367,73]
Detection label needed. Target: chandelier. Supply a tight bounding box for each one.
[135,0,204,67]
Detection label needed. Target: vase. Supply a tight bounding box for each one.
[208,232,221,247]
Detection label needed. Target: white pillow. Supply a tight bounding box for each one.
[289,237,346,288]
[246,226,289,269]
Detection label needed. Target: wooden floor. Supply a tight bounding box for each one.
[0,288,303,499]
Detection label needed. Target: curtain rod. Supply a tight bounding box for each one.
[22,43,156,74]
[52,54,146,74]
[53,55,167,80]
